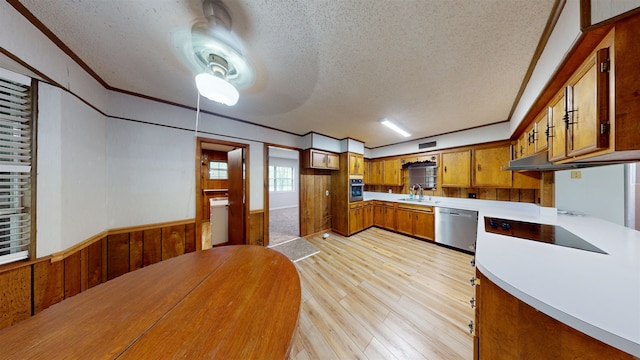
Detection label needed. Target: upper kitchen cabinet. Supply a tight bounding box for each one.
[349,153,364,177]
[565,37,611,158]
[370,159,383,185]
[383,159,402,186]
[533,108,549,153]
[363,159,371,184]
[548,88,567,162]
[473,144,512,188]
[368,159,402,186]
[302,149,339,170]
[526,14,640,164]
[441,150,471,187]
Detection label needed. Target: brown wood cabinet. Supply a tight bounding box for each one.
[441,150,471,187]
[396,204,434,241]
[383,159,402,186]
[473,145,512,188]
[363,202,373,229]
[363,159,371,184]
[373,201,385,227]
[396,207,413,236]
[474,270,632,359]
[566,43,611,158]
[534,108,549,153]
[370,160,383,185]
[548,88,568,162]
[413,208,435,241]
[369,159,402,186]
[383,204,396,231]
[302,149,339,170]
[349,153,364,176]
[372,201,396,230]
[348,202,364,235]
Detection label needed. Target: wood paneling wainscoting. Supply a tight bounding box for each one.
[0,219,196,331]
[300,168,332,237]
[248,210,264,246]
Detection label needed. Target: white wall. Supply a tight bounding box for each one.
[106,119,195,228]
[555,164,625,225]
[366,122,511,158]
[37,84,108,257]
[268,156,299,209]
[591,0,640,24]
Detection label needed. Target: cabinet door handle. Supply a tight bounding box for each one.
[470,297,476,308]
[470,258,476,267]
[444,166,447,173]
[468,320,474,334]
[470,277,476,286]
[477,164,481,171]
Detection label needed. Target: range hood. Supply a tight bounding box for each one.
[506,152,614,171]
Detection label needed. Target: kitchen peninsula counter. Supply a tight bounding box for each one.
[363,192,640,357]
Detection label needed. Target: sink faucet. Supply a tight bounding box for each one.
[416,184,424,201]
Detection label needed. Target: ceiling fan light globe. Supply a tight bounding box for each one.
[195,73,239,106]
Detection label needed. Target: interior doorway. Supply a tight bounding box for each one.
[195,138,249,250]
[266,146,300,246]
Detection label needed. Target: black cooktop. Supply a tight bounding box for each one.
[484,217,607,254]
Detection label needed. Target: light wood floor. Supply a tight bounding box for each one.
[289,227,475,360]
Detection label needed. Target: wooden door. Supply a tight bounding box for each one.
[396,208,413,235]
[473,146,512,187]
[363,203,373,228]
[414,210,434,241]
[349,154,364,176]
[383,205,396,231]
[548,90,567,162]
[371,160,383,185]
[227,148,245,245]
[311,151,326,168]
[373,203,384,227]
[327,153,340,169]
[442,150,471,187]
[534,109,549,153]
[363,159,371,184]
[383,159,401,185]
[524,123,535,157]
[348,203,363,235]
[566,47,610,157]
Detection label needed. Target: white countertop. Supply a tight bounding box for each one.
[363,192,640,357]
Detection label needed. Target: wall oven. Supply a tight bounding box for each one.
[349,178,364,202]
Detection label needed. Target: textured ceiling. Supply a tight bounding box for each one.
[17,0,556,148]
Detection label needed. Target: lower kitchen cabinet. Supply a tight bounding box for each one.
[413,208,435,241]
[474,270,633,360]
[348,202,364,235]
[372,201,396,230]
[396,204,434,241]
[348,201,374,235]
[363,202,373,229]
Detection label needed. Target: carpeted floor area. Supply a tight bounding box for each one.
[269,206,300,245]
[269,237,319,263]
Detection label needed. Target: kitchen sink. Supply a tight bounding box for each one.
[398,198,439,204]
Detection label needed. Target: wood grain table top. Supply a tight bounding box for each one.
[0,245,301,359]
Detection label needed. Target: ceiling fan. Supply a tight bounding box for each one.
[175,0,254,106]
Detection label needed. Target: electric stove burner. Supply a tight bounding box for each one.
[484,217,607,254]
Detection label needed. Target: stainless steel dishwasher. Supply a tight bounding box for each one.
[435,207,478,253]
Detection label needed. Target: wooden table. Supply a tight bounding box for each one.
[0,245,301,359]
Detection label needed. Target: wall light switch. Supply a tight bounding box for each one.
[570,170,582,179]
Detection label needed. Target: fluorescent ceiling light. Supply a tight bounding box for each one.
[195,73,239,106]
[380,118,411,137]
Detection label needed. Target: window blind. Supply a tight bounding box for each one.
[0,75,32,265]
